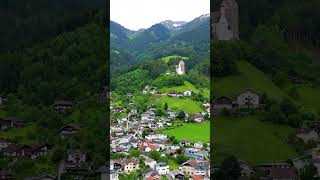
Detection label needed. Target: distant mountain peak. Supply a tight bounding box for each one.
[160,20,186,31]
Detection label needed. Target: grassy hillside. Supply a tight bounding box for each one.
[296,86,320,113]
[213,61,286,99]
[214,116,297,165]
[161,55,189,63]
[162,121,210,142]
[156,96,203,113]
[160,81,209,98]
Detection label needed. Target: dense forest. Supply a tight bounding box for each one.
[0,0,104,52]
[0,2,108,178]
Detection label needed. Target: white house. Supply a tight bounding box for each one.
[145,134,167,141]
[236,89,260,108]
[167,109,176,118]
[155,162,169,175]
[194,142,204,149]
[183,90,192,96]
[144,158,157,169]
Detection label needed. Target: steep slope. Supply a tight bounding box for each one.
[130,23,171,49]
[213,61,286,99]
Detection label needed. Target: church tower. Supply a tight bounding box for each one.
[176,60,185,75]
[220,0,239,39]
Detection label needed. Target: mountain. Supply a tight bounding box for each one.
[130,23,171,49]
[176,14,210,34]
[110,14,210,49]
[173,15,210,42]
[160,20,186,31]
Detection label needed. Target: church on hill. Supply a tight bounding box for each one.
[176,60,185,75]
[212,0,239,40]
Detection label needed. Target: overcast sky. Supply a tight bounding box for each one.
[110,0,210,31]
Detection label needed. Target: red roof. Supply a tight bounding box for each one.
[193,175,204,180]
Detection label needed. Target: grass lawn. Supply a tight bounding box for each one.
[157,96,203,113]
[214,116,297,165]
[213,61,286,99]
[161,55,189,63]
[162,121,210,142]
[0,124,37,144]
[168,159,179,170]
[160,81,210,99]
[296,86,320,113]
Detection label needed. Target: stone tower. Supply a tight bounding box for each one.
[220,0,239,39]
[212,0,239,40]
[176,60,185,75]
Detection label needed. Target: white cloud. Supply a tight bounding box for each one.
[110,0,210,31]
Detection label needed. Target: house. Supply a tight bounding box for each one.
[97,164,119,180]
[127,93,133,97]
[60,123,81,138]
[139,144,160,152]
[144,168,160,180]
[143,85,149,94]
[169,170,185,180]
[150,87,158,94]
[213,96,233,111]
[0,170,15,179]
[194,142,204,149]
[29,143,51,159]
[130,109,138,116]
[180,140,190,147]
[167,109,176,118]
[141,111,155,121]
[0,139,12,150]
[236,89,260,108]
[179,160,209,177]
[296,128,319,143]
[53,100,73,111]
[183,90,192,96]
[239,160,254,177]
[63,149,91,173]
[113,158,140,173]
[155,162,169,175]
[254,163,298,180]
[0,117,25,131]
[192,113,204,123]
[168,92,178,97]
[144,158,157,169]
[184,148,208,160]
[145,134,167,141]
[2,143,50,159]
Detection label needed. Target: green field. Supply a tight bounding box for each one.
[296,86,320,113]
[213,61,286,99]
[161,55,189,63]
[214,116,297,165]
[157,96,203,113]
[0,124,37,144]
[162,122,210,142]
[160,81,209,98]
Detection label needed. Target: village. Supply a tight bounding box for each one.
[0,87,111,179]
[109,60,211,180]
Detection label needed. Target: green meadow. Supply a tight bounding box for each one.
[157,96,203,113]
[162,121,210,142]
[213,61,286,99]
[161,55,189,63]
[160,81,209,98]
[214,116,297,165]
[296,86,320,113]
